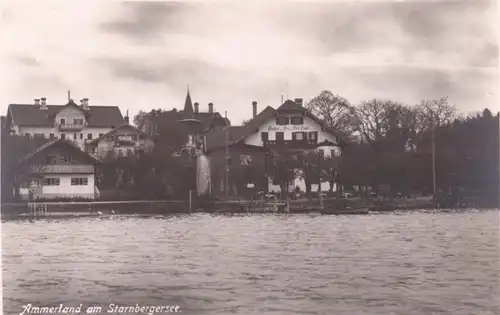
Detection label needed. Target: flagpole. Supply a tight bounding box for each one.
[225,111,228,200]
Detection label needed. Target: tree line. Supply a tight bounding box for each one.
[300,91,498,203]
[2,92,498,204]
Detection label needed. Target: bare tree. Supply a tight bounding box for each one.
[352,99,408,145]
[306,91,356,146]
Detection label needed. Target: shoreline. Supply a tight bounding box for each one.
[1,197,497,220]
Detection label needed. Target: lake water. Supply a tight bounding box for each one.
[2,210,499,315]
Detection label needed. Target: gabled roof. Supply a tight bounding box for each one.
[277,99,305,112]
[205,102,342,151]
[87,123,150,145]
[205,106,275,151]
[8,101,125,128]
[147,109,229,133]
[18,139,100,166]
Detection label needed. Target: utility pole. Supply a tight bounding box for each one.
[430,108,437,196]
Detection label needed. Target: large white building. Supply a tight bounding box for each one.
[4,97,126,150]
[206,98,342,196]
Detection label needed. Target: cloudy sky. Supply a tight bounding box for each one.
[0,0,498,124]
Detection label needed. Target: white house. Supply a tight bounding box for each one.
[4,97,126,150]
[16,139,100,200]
[206,98,342,195]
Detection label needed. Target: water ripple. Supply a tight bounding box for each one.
[2,210,500,315]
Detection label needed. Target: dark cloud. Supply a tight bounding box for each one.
[94,56,245,90]
[99,2,188,41]
[345,65,496,110]
[277,0,496,64]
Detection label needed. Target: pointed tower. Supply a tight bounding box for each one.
[183,87,194,115]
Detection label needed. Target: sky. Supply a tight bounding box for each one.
[0,0,498,125]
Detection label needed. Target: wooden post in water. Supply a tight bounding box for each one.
[189,189,192,213]
[319,191,324,210]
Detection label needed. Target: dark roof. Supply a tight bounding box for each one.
[18,139,100,166]
[205,126,248,151]
[8,100,125,127]
[277,99,305,112]
[205,106,276,151]
[88,123,150,145]
[148,109,229,133]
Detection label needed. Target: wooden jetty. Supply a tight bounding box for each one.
[321,208,370,215]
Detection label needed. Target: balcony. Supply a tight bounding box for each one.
[264,139,318,149]
[57,123,85,131]
[29,164,94,174]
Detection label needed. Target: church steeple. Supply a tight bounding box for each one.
[183,86,193,114]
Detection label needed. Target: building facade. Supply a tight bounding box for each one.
[4,98,125,151]
[15,139,100,200]
[205,98,342,197]
[86,124,154,160]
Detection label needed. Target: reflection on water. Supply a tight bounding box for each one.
[2,210,499,315]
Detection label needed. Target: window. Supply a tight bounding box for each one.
[49,133,55,140]
[240,155,252,166]
[127,148,133,156]
[118,149,123,157]
[60,118,66,125]
[46,155,57,164]
[60,134,66,140]
[34,133,44,139]
[131,135,137,141]
[308,132,318,141]
[276,116,289,125]
[292,132,305,141]
[80,133,83,140]
[62,155,72,163]
[87,133,92,140]
[73,133,77,140]
[71,178,88,186]
[43,178,60,186]
[291,117,304,125]
[91,148,96,154]
[74,118,83,125]
[276,132,284,142]
[25,132,31,138]
[99,133,104,138]
[318,149,325,157]
[261,132,269,142]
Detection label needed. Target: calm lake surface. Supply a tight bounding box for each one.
[2,210,499,315]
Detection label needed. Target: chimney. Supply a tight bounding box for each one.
[82,98,89,110]
[34,98,40,106]
[40,97,48,109]
[252,101,257,118]
[208,102,213,113]
[124,109,130,124]
[294,98,303,106]
[194,102,199,113]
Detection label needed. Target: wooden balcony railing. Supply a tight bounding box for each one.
[29,164,94,174]
[57,123,85,131]
[264,139,318,148]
